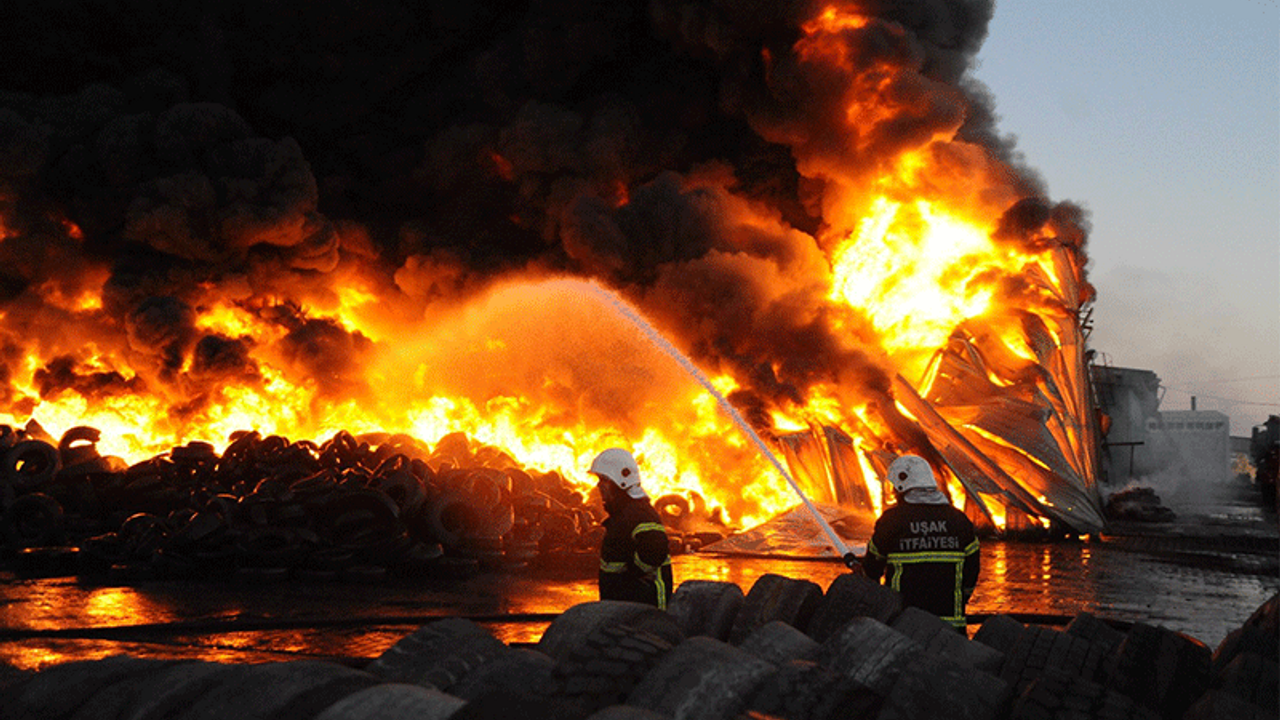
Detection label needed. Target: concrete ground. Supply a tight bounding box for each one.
[0,476,1274,674]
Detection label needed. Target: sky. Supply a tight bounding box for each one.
[971,0,1280,437]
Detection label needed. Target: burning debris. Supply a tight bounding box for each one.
[1104,487,1177,524]
[0,1,1104,535]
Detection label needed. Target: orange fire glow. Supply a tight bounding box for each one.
[0,3,1104,536]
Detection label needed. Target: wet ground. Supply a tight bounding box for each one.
[1,477,1275,673]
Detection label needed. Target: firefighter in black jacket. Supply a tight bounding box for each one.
[862,454,979,631]
[590,448,673,609]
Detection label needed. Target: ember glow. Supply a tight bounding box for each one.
[0,1,1104,533]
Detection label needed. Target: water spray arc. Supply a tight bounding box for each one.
[578,279,860,568]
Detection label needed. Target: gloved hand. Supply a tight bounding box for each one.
[842,552,865,575]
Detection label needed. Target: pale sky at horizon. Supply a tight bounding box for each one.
[972,0,1280,436]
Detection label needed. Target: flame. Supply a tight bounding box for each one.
[0,3,1103,537]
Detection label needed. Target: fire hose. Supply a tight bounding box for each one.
[727,434,860,571]
[587,281,861,571]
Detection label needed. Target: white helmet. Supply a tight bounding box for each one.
[589,448,646,499]
[887,454,938,493]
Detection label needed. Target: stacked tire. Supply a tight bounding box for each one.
[973,591,1278,720]
[1,582,1275,720]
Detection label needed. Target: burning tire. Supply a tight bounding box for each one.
[2,439,60,494]
[313,684,467,720]
[737,620,820,665]
[536,601,684,665]
[547,623,676,718]
[666,579,743,641]
[56,425,102,465]
[625,636,776,720]
[728,573,823,645]
[805,572,903,642]
[371,454,428,517]
[425,492,488,550]
[366,618,509,691]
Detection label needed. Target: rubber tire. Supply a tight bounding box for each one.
[1212,592,1278,673]
[2,656,186,720]
[448,647,555,704]
[165,660,381,720]
[2,492,66,549]
[1214,652,1278,716]
[8,546,80,579]
[666,579,743,641]
[548,623,676,718]
[806,572,903,643]
[891,606,1004,674]
[1001,625,1113,694]
[973,613,1027,656]
[312,683,467,720]
[626,636,776,720]
[728,573,823,645]
[583,707,668,720]
[814,617,923,696]
[737,620,821,665]
[367,618,508,691]
[536,601,684,665]
[3,439,60,493]
[1181,688,1273,720]
[1101,622,1211,719]
[877,650,1010,720]
[1065,611,1127,659]
[742,659,883,720]
[1009,667,1160,720]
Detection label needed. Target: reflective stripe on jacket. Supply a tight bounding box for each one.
[598,498,673,609]
[863,501,979,629]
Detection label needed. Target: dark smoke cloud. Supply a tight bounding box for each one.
[34,355,146,400]
[0,0,1077,432]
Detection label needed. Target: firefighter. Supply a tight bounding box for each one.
[862,454,979,631]
[590,447,673,609]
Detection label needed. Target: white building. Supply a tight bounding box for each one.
[1145,410,1231,487]
[1093,365,1232,498]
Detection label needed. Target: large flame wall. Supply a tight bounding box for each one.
[0,1,1103,531]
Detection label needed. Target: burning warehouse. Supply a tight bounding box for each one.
[0,0,1106,551]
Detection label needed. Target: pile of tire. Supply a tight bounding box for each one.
[7,575,1273,720]
[0,424,725,582]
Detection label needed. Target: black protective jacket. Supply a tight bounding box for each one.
[598,494,673,609]
[862,501,979,629]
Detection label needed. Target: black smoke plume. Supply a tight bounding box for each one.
[0,0,1085,436]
